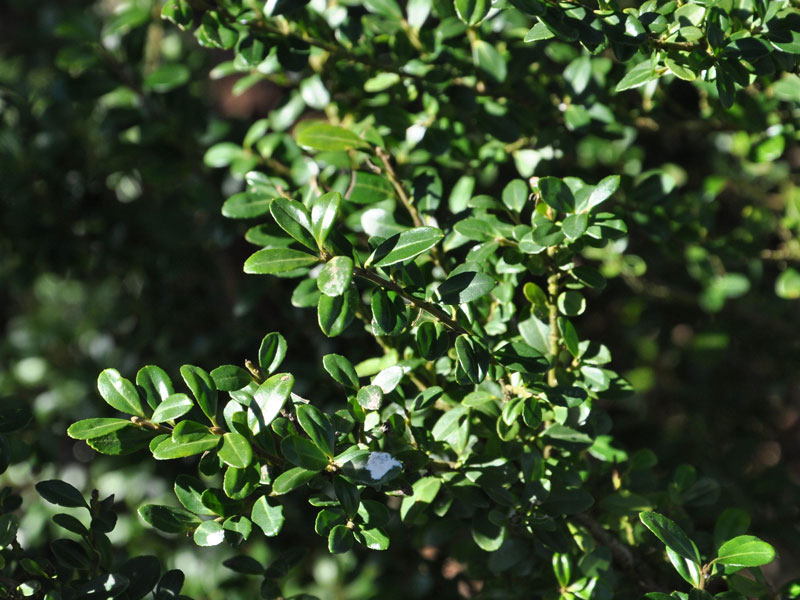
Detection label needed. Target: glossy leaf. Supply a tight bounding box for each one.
[244,248,320,274]
[317,256,353,297]
[367,226,444,267]
[251,496,285,537]
[218,432,253,468]
[715,535,776,567]
[98,369,145,417]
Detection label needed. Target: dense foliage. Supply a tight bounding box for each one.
[2,0,800,599]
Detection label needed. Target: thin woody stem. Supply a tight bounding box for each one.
[353,267,468,335]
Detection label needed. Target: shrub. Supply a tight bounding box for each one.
[2,0,800,599]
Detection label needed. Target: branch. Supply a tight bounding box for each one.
[353,267,469,335]
[572,513,666,592]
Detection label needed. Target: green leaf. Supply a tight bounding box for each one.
[328,524,354,553]
[218,432,253,468]
[367,226,444,267]
[210,365,251,392]
[455,0,490,25]
[153,423,220,460]
[138,504,200,534]
[251,496,285,537]
[453,217,496,241]
[583,175,620,212]
[296,122,365,151]
[271,466,318,495]
[98,369,145,417]
[616,60,661,92]
[150,393,193,423]
[224,465,260,500]
[311,191,341,248]
[357,385,383,411]
[222,192,273,219]
[248,373,294,435]
[538,177,575,213]
[244,248,320,274]
[318,286,356,337]
[193,520,225,546]
[639,511,701,564]
[714,535,776,567]
[143,63,190,92]
[35,480,87,508]
[258,332,287,375]
[776,267,800,299]
[472,512,506,552]
[67,418,131,440]
[358,527,390,551]
[296,404,335,457]
[400,476,442,521]
[0,514,20,548]
[714,508,751,549]
[557,290,586,316]
[281,435,330,470]
[472,40,506,83]
[317,256,354,296]
[323,354,360,390]
[455,334,489,384]
[175,475,215,516]
[562,213,588,240]
[270,198,317,251]
[136,365,174,410]
[502,179,528,212]
[86,425,154,455]
[180,365,218,423]
[437,271,496,304]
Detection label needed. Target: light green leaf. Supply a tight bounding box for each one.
[714,535,776,567]
[98,369,145,417]
[218,432,253,468]
[317,256,354,297]
[193,520,225,546]
[149,394,193,423]
[616,60,662,92]
[248,373,294,435]
[244,248,320,274]
[67,418,131,440]
[455,0,490,25]
[251,496,285,537]
[296,122,366,151]
[311,191,341,248]
[270,198,317,251]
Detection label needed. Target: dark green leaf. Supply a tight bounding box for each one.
[437,271,496,304]
[296,404,335,457]
[36,480,87,509]
[180,365,218,423]
[323,354,360,389]
[210,365,251,392]
[368,227,444,267]
[136,365,174,410]
[639,511,701,564]
[538,177,575,213]
[281,435,330,470]
[259,332,287,375]
[311,191,341,248]
[270,197,317,251]
[139,504,200,534]
[248,372,294,434]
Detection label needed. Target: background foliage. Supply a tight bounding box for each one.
[1,0,799,598]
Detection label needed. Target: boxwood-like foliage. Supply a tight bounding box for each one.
[3,0,800,598]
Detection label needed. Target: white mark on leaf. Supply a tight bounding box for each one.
[366,452,402,481]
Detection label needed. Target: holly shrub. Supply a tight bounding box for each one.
[2,0,800,599]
